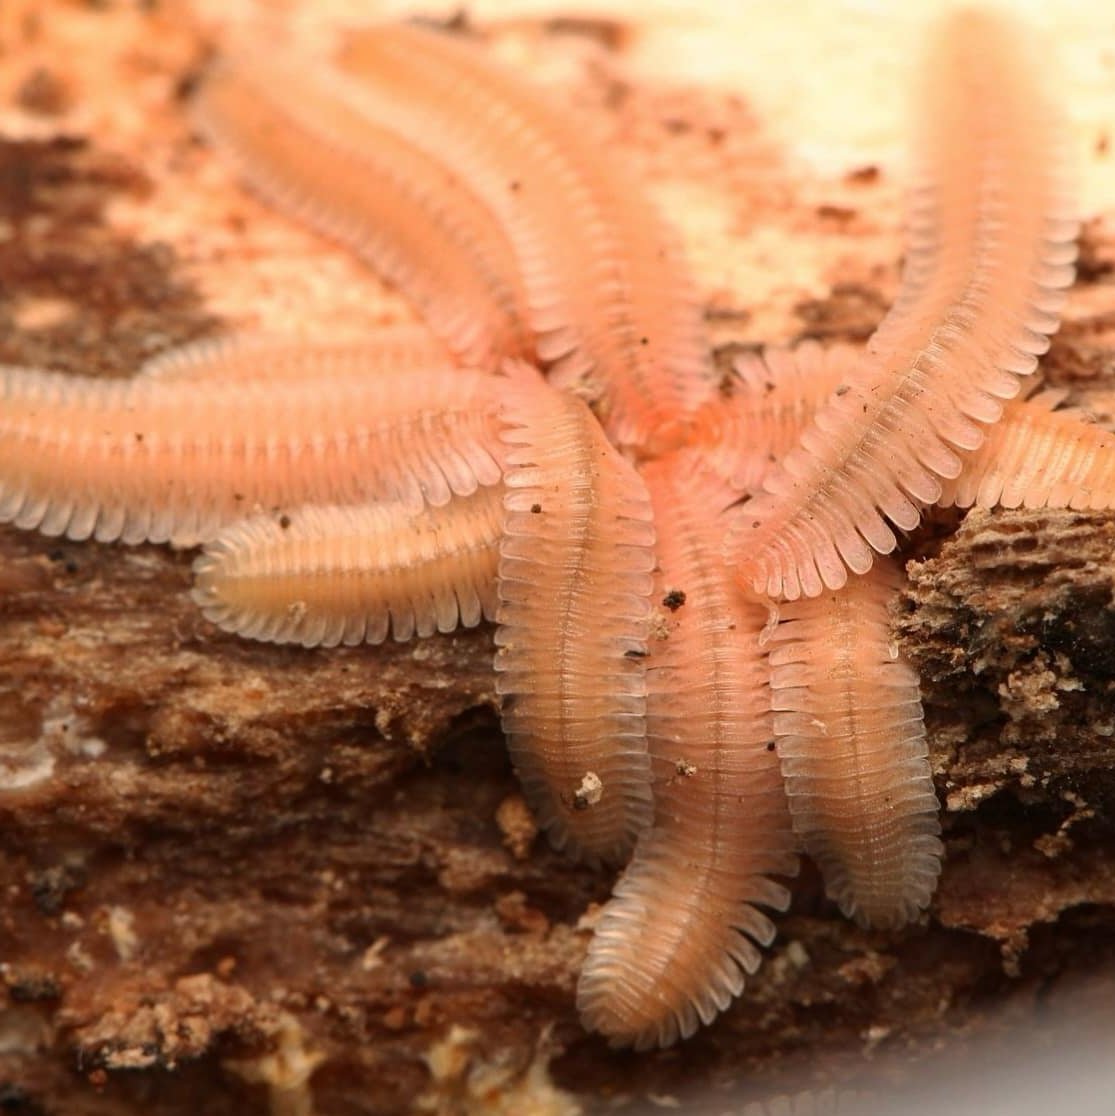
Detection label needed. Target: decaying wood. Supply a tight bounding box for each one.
[1,4,1114,1114]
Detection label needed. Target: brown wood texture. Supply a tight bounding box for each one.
[0,4,1114,1114]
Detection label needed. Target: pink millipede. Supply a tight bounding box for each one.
[694,340,859,494]
[701,340,1115,519]
[193,487,503,648]
[493,364,655,867]
[578,449,796,1048]
[767,557,942,929]
[334,22,717,455]
[0,352,504,546]
[194,51,532,367]
[937,390,1115,512]
[728,8,1077,601]
[137,327,451,383]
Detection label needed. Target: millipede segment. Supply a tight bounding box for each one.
[729,9,1078,601]
[578,450,796,1048]
[494,366,656,867]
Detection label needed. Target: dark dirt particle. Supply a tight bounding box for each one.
[816,203,857,222]
[706,304,753,326]
[5,967,61,1002]
[29,863,85,915]
[1075,218,1115,282]
[0,138,215,377]
[415,8,473,35]
[795,281,887,341]
[844,163,880,185]
[0,1084,43,1114]
[662,588,686,611]
[15,67,70,115]
[544,16,627,51]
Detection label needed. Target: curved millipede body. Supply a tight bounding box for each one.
[139,327,450,383]
[193,486,503,648]
[0,358,504,546]
[767,558,942,929]
[937,391,1115,511]
[335,22,716,454]
[578,450,796,1049]
[494,366,655,867]
[694,341,858,494]
[701,342,1115,517]
[729,8,1078,600]
[194,51,532,367]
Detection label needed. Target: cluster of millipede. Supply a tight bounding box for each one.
[0,9,1106,1049]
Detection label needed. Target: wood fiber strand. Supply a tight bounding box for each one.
[741,1090,876,1116]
